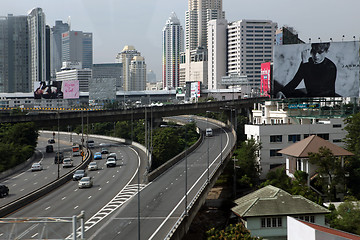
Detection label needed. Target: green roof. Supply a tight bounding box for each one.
[232,185,330,217]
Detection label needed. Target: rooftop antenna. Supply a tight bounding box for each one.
[67,16,71,30]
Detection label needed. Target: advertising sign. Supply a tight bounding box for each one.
[34,81,63,99]
[190,81,200,100]
[62,80,79,99]
[273,41,360,98]
[260,62,271,97]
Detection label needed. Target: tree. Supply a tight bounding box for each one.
[234,138,261,188]
[328,198,360,235]
[206,223,262,240]
[308,147,346,201]
[261,167,292,192]
[343,113,360,198]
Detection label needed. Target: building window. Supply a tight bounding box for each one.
[270,135,282,143]
[317,133,329,140]
[288,134,301,142]
[294,215,315,223]
[333,124,342,128]
[333,139,342,143]
[270,149,282,157]
[261,217,283,228]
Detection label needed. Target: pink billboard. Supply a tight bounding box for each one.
[261,62,271,97]
[62,80,79,99]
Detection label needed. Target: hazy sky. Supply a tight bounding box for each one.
[2,0,360,80]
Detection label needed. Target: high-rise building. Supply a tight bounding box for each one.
[62,30,93,69]
[92,63,123,90]
[50,20,70,76]
[227,20,277,87]
[185,0,225,50]
[0,14,29,93]
[28,7,47,88]
[130,56,146,91]
[182,0,225,88]
[115,45,143,91]
[162,12,183,90]
[207,18,227,90]
[56,67,91,92]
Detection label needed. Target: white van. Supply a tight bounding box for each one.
[205,128,213,137]
[86,140,95,148]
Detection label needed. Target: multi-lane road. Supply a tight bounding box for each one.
[0,116,235,239]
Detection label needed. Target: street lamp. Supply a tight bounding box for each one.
[206,111,210,183]
[233,156,240,198]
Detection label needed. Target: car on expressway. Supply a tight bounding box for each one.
[47,138,55,144]
[101,148,109,154]
[46,145,53,153]
[78,177,93,188]
[62,158,73,168]
[94,152,102,160]
[0,185,9,197]
[54,152,64,164]
[106,158,116,168]
[73,170,87,181]
[107,153,117,160]
[88,162,98,171]
[31,162,43,171]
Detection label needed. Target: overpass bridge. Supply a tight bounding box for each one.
[0,98,262,127]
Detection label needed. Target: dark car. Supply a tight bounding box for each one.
[73,170,87,181]
[48,138,55,144]
[0,185,9,197]
[46,145,54,153]
[54,152,64,164]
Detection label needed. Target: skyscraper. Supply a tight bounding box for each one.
[50,20,70,76]
[162,12,183,90]
[0,14,29,93]
[115,45,146,91]
[181,0,225,88]
[61,30,93,69]
[227,20,277,87]
[185,0,225,50]
[28,8,47,88]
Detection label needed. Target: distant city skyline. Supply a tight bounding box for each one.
[1,0,360,80]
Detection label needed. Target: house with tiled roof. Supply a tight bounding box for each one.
[278,135,353,185]
[231,185,330,239]
[287,216,360,240]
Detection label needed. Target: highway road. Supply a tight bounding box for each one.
[0,132,146,239]
[87,116,235,240]
[0,131,81,206]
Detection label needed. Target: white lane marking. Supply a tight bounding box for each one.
[74,206,79,209]
[45,206,51,210]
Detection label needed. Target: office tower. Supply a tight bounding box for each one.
[162,12,184,90]
[28,7,47,89]
[147,70,157,83]
[185,0,225,50]
[115,45,142,91]
[93,63,123,90]
[182,0,225,88]
[62,30,93,69]
[82,32,93,69]
[227,20,277,87]
[207,19,227,90]
[0,14,29,93]
[45,25,51,82]
[50,20,70,76]
[130,56,146,91]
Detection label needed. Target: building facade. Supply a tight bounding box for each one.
[130,56,146,91]
[245,100,347,179]
[227,20,277,88]
[162,12,183,90]
[28,8,47,89]
[207,19,227,90]
[56,68,91,92]
[62,30,93,70]
[50,20,70,76]
[92,63,123,90]
[0,14,30,93]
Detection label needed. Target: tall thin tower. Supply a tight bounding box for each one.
[28,7,47,88]
[185,0,224,50]
[162,12,183,90]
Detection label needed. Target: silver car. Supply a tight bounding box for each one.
[31,162,43,171]
[88,162,98,171]
[78,177,93,188]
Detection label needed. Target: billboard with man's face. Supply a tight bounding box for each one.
[273,41,360,98]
